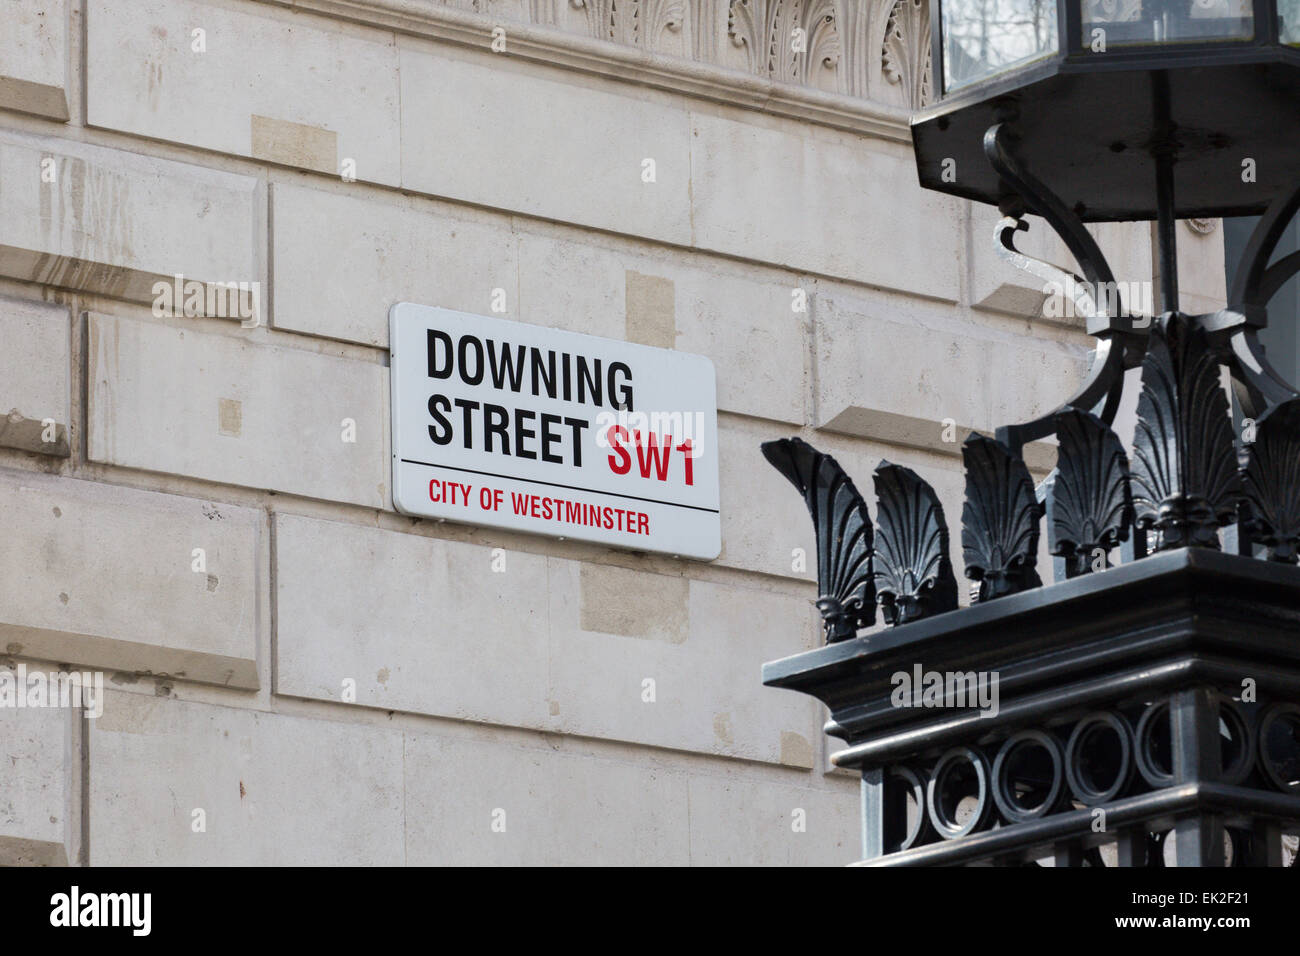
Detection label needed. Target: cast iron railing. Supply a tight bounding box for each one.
[761,143,1300,866]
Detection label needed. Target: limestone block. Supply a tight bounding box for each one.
[273,512,552,729]
[545,559,821,766]
[273,512,822,765]
[685,773,859,865]
[0,0,70,121]
[86,0,400,183]
[271,180,806,424]
[0,467,262,688]
[814,291,1084,466]
[0,296,70,457]
[690,112,960,298]
[0,130,261,308]
[403,732,691,865]
[399,41,692,244]
[89,691,403,864]
[0,706,77,866]
[714,416,816,581]
[816,295,996,437]
[1177,219,1229,314]
[87,313,388,509]
[515,230,808,425]
[987,333,1090,438]
[270,182,518,347]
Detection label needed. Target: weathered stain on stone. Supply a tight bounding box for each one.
[624,270,676,349]
[250,114,338,174]
[217,398,241,437]
[0,410,70,457]
[713,712,734,746]
[779,731,814,768]
[19,145,144,300]
[0,76,69,122]
[29,154,138,298]
[578,563,688,643]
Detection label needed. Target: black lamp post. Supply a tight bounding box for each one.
[761,0,1300,866]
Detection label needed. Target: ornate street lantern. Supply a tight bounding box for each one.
[918,0,1300,217]
[761,0,1300,866]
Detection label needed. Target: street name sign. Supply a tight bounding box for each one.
[390,303,721,559]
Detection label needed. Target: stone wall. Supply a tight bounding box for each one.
[0,0,1227,865]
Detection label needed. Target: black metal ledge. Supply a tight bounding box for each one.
[762,548,1300,865]
[763,548,1300,758]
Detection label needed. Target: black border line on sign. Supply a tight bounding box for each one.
[399,458,721,513]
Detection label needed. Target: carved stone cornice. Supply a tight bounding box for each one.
[257,0,926,139]
[728,0,840,88]
[561,0,689,51]
[880,0,930,108]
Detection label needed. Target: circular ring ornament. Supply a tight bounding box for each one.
[992,730,1064,823]
[926,746,991,840]
[1257,703,1300,794]
[1216,696,1255,786]
[1065,711,1133,806]
[1135,699,1174,789]
[884,766,930,852]
[1136,694,1254,787]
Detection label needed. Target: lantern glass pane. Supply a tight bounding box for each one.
[1078,0,1253,48]
[1282,0,1300,43]
[942,0,1059,91]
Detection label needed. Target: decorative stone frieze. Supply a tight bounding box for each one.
[357,0,936,107]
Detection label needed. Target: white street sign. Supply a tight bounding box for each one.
[390,304,721,559]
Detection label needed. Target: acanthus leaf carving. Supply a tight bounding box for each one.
[872,461,959,626]
[569,0,686,49]
[960,433,1043,601]
[881,0,930,108]
[728,0,840,85]
[473,1,934,100]
[1241,398,1300,564]
[1130,315,1242,550]
[762,437,875,642]
[1048,407,1132,576]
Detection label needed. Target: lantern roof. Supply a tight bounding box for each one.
[912,0,1300,220]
